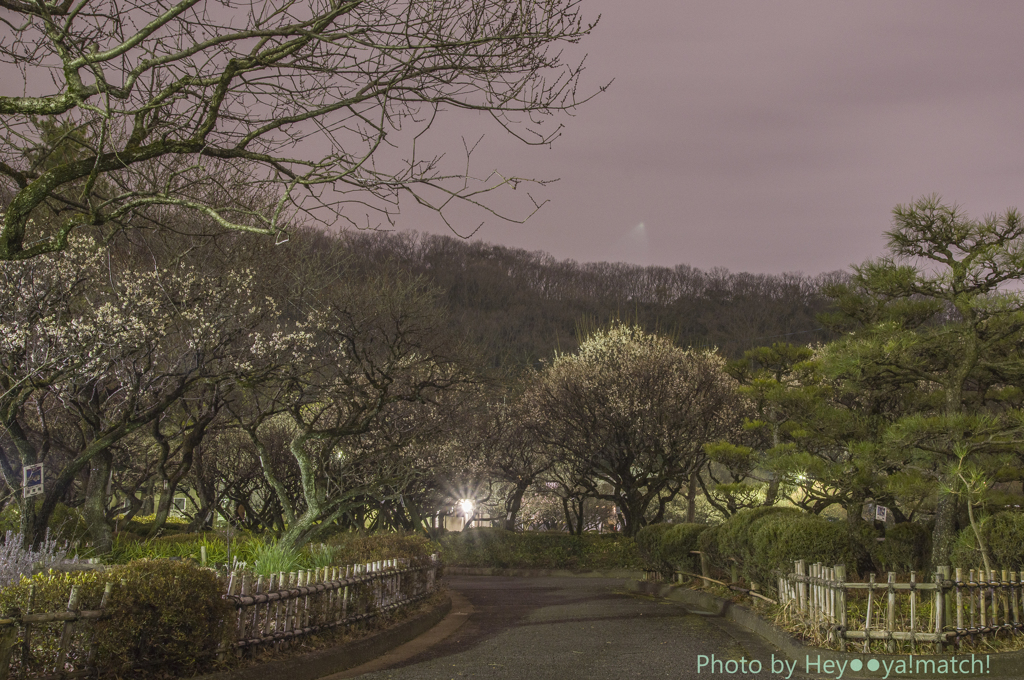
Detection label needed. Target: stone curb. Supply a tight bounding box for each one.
[446,566,644,579]
[190,594,452,680]
[625,580,1024,679]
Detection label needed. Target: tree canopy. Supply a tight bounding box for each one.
[0,0,599,260]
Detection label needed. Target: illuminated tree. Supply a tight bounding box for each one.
[526,324,741,536]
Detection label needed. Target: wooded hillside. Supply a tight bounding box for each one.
[336,230,845,367]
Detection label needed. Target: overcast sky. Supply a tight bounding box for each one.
[394,1,1024,276]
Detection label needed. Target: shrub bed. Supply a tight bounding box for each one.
[635,523,707,575]
[871,522,931,573]
[951,511,1024,571]
[644,508,854,596]
[0,560,231,677]
[438,528,642,571]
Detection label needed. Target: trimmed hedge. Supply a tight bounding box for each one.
[951,511,1024,571]
[636,523,707,575]
[0,560,231,677]
[658,507,854,595]
[746,512,852,589]
[872,522,931,572]
[438,528,642,571]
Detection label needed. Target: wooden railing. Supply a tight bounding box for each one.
[0,554,441,677]
[0,581,114,680]
[220,555,441,655]
[778,560,1024,653]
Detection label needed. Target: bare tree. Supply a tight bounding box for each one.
[0,0,601,260]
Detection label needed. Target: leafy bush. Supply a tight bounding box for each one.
[872,522,931,573]
[0,560,231,677]
[660,523,708,574]
[635,523,707,575]
[634,523,674,571]
[325,532,437,566]
[439,528,642,571]
[951,511,1024,571]
[100,560,232,673]
[747,512,853,590]
[715,506,799,569]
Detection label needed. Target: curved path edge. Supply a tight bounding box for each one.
[627,579,1024,680]
[191,593,457,680]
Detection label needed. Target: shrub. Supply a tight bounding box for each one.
[872,522,931,573]
[634,523,707,575]
[100,560,232,674]
[0,560,231,677]
[438,529,642,571]
[951,511,1024,571]
[748,513,853,591]
[325,532,437,567]
[660,523,708,574]
[634,524,675,572]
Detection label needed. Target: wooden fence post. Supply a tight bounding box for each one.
[864,573,875,653]
[909,571,918,653]
[835,565,847,652]
[0,618,18,680]
[886,572,896,653]
[700,552,711,589]
[796,560,807,619]
[938,566,952,629]
[934,570,945,653]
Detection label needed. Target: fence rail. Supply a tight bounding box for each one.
[777,560,1024,653]
[645,552,1024,654]
[0,581,114,680]
[0,555,441,678]
[220,555,440,655]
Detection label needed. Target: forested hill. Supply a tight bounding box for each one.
[334,230,845,368]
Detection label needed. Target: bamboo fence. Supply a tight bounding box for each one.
[777,560,1024,653]
[0,554,440,678]
[220,554,441,656]
[0,581,114,680]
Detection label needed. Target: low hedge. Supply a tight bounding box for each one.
[747,512,852,589]
[0,560,231,677]
[636,523,707,575]
[657,508,855,595]
[951,511,1024,571]
[872,522,931,573]
[438,528,642,571]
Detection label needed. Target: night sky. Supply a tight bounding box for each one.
[396,1,1024,275]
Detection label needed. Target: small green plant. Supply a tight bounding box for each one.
[302,543,339,569]
[250,540,302,576]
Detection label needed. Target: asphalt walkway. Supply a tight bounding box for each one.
[335,575,801,680]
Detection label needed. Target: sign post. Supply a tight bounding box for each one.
[23,463,43,498]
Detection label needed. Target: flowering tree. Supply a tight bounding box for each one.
[0,227,277,549]
[526,324,742,536]
[231,269,474,548]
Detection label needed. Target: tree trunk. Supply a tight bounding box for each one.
[686,472,698,522]
[931,492,958,569]
[83,449,113,554]
[503,482,530,531]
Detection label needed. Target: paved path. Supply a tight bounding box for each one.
[339,576,801,680]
